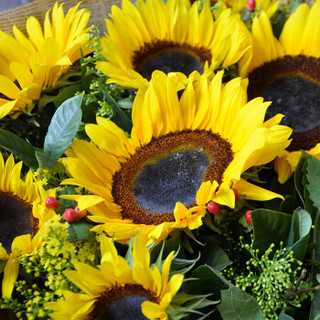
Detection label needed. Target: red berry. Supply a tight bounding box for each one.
[64,209,78,222]
[232,188,240,202]
[245,210,253,225]
[45,197,59,209]
[74,206,87,219]
[207,201,221,215]
[246,0,256,11]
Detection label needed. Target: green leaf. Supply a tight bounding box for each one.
[43,94,83,160]
[286,208,312,260]
[278,309,295,320]
[170,254,200,275]
[294,152,311,207]
[150,235,184,263]
[124,237,135,269]
[0,129,38,169]
[310,290,320,320]
[217,286,264,320]
[201,242,231,271]
[52,83,83,108]
[35,150,65,172]
[67,220,94,242]
[189,265,230,298]
[287,208,312,246]
[305,156,320,212]
[103,89,132,133]
[252,209,291,254]
[118,97,133,109]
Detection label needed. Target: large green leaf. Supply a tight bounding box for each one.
[200,242,231,271]
[287,209,312,261]
[252,209,292,254]
[287,209,312,246]
[0,129,38,169]
[43,94,83,160]
[217,286,264,320]
[189,265,230,298]
[310,290,320,320]
[294,152,310,208]
[305,156,320,213]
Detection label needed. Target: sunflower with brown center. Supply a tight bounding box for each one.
[47,235,184,320]
[96,0,252,89]
[0,2,92,119]
[62,70,291,245]
[0,154,56,298]
[241,0,320,183]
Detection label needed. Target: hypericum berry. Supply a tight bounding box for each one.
[45,197,59,209]
[74,206,88,219]
[207,201,221,215]
[245,210,253,225]
[64,209,78,222]
[232,188,240,202]
[246,0,256,11]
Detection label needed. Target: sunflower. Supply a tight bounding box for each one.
[47,235,183,320]
[96,0,252,89]
[61,70,291,245]
[0,2,91,119]
[0,153,56,298]
[241,0,320,182]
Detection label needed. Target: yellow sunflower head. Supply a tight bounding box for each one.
[47,234,184,319]
[242,0,320,182]
[0,153,57,297]
[96,0,251,89]
[0,2,92,120]
[62,70,292,245]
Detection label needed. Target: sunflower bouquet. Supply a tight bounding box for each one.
[0,0,319,319]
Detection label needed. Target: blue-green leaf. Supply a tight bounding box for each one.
[43,94,83,160]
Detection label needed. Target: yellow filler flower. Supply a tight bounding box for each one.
[48,235,184,320]
[0,2,91,119]
[96,0,251,89]
[241,0,320,183]
[62,71,292,245]
[0,154,56,298]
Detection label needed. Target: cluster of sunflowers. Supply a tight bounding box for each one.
[0,0,320,319]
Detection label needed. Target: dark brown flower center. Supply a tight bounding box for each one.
[131,40,212,80]
[248,55,320,151]
[112,130,233,225]
[88,284,159,320]
[0,191,36,253]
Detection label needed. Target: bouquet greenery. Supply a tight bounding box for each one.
[0,0,319,319]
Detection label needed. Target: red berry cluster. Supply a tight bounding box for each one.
[64,206,88,222]
[45,197,87,222]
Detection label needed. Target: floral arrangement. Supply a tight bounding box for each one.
[0,0,319,319]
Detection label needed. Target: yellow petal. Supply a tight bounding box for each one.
[2,255,19,298]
